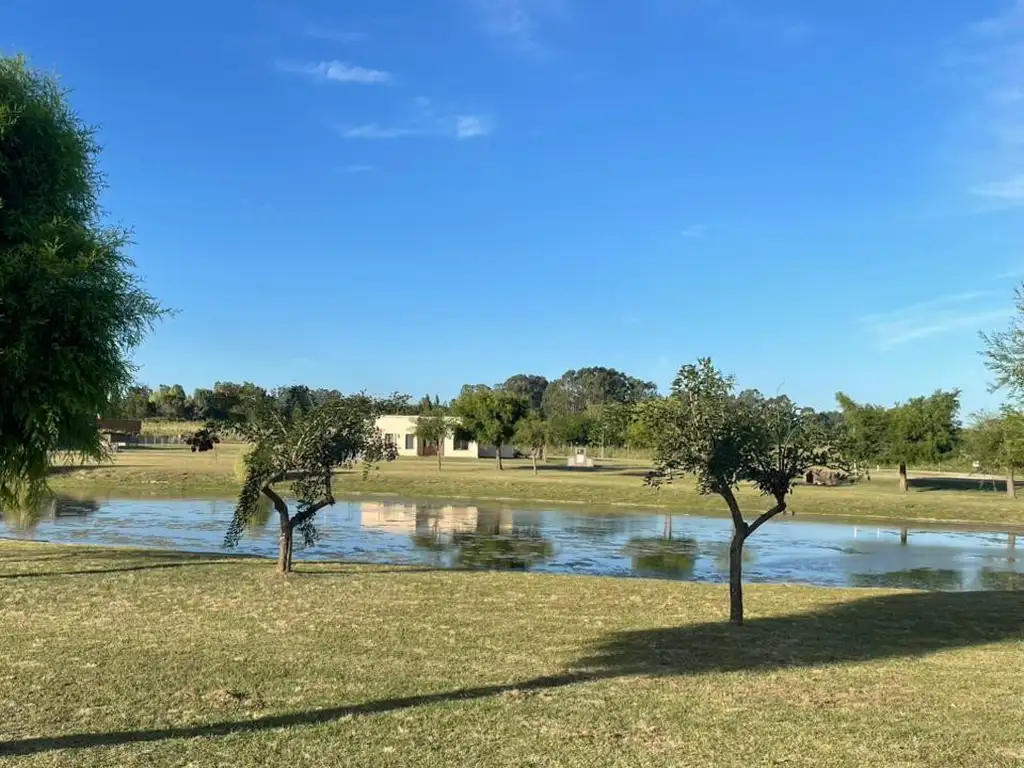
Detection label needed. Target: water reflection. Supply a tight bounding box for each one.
[0,496,99,532]
[850,569,965,590]
[0,496,1021,591]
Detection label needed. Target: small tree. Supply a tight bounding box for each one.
[415,407,453,472]
[967,410,1024,498]
[514,412,549,474]
[644,359,839,625]
[452,386,528,469]
[225,395,398,573]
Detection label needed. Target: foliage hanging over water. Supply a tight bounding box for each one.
[225,394,399,572]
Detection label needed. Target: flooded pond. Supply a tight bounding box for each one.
[2,496,1022,590]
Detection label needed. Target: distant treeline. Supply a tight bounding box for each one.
[107,367,973,464]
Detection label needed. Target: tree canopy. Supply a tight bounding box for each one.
[452,385,529,469]
[541,367,657,419]
[0,55,163,504]
[644,359,841,624]
[226,394,398,572]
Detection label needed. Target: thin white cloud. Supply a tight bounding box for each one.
[455,115,492,138]
[278,60,392,85]
[860,291,1008,350]
[951,2,1024,207]
[470,0,568,54]
[340,99,493,141]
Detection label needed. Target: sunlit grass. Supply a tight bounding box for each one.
[0,541,1020,767]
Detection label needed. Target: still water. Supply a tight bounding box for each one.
[2,496,1022,590]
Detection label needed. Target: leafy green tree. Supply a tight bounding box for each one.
[452,386,529,470]
[415,406,453,472]
[108,385,154,420]
[548,412,594,448]
[149,384,189,420]
[0,56,164,503]
[514,412,549,474]
[590,402,633,457]
[981,285,1024,400]
[644,359,840,625]
[966,410,1024,498]
[190,388,217,421]
[502,374,549,412]
[225,394,398,573]
[274,385,313,423]
[541,367,657,419]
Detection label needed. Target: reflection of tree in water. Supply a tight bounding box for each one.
[623,535,698,580]
[850,569,964,591]
[239,495,274,540]
[448,509,553,571]
[410,509,448,559]
[0,496,100,532]
[978,568,1024,591]
[703,540,755,574]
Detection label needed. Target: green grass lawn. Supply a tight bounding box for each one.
[0,541,1020,767]
[46,446,1024,526]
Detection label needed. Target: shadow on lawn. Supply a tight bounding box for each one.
[0,548,242,579]
[3,590,1022,757]
[909,476,1017,494]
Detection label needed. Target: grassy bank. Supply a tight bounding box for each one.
[45,446,1024,526]
[0,541,1021,767]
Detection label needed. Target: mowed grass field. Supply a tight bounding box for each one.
[46,445,1024,526]
[0,541,1021,767]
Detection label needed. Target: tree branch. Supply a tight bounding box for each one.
[289,496,335,531]
[261,485,291,525]
[747,501,787,537]
[719,485,747,533]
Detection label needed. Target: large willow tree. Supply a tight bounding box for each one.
[225,394,398,573]
[0,56,163,504]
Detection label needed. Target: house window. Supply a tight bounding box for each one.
[454,438,470,451]
[405,434,415,450]
[384,434,397,447]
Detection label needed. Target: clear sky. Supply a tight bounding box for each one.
[6,0,1024,414]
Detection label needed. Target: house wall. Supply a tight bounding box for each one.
[373,415,517,459]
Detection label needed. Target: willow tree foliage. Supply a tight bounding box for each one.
[0,56,163,505]
[225,395,398,573]
[644,359,840,625]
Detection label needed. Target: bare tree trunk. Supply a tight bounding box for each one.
[729,528,746,625]
[1009,466,1017,499]
[437,443,443,473]
[532,451,538,475]
[278,522,293,574]
[496,445,503,471]
[898,462,908,493]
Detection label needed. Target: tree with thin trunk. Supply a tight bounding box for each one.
[452,386,528,470]
[514,412,549,474]
[966,410,1024,499]
[224,394,398,573]
[415,406,453,472]
[643,359,841,625]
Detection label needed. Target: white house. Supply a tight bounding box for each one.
[374,415,516,460]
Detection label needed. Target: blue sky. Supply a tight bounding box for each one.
[6,0,1024,415]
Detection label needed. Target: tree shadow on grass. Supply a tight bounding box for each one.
[0,548,246,579]
[2,590,1021,757]
[909,476,1016,494]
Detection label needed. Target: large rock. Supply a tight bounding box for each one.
[804,467,850,487]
